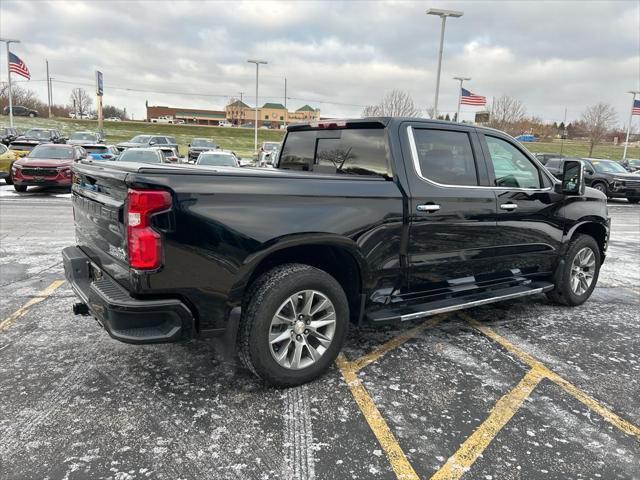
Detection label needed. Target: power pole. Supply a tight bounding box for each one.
[284,77,287,128]
[560,107,567,155]
[46,60,52,118]
[0,37,21,127]
[623,91,640,161]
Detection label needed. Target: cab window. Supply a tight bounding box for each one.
[412,129,478,186]
[484,136,542,189]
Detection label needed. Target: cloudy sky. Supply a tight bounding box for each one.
[1,0,639,124]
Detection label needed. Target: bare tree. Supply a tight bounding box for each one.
[581,102,618,156]
[362,90,421,117]
[69,88,93,118]
[489,95,526,135]
[0,83,47,114]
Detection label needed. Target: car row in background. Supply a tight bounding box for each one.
[116,134,178,152]
[546,157,640,203]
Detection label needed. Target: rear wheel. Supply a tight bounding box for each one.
[238,263,349,387]
[13,184,27,192]
[591,182,608,196]
[28,112,36,118]
[547,234,601,306]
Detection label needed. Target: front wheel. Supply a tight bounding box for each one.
[238,263,349,387]
[547,234,601,306]
[5,175,12,185]
[28,112,36,118]
[13,184,27,192]
[591,182,608,196]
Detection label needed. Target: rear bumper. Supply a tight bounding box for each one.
[62,246,195,344]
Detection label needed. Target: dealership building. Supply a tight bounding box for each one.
[146,102,320,128]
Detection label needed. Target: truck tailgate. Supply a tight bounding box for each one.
[72,163,131,290]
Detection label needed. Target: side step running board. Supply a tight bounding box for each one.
[367,282,554,323]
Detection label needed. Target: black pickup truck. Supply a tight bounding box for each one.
[63,118,609,386]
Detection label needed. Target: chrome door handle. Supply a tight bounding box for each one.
[417,204,441,212]
[500,203,518,210]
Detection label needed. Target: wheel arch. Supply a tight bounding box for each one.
[232,234,369,324]
[566,220,608,258]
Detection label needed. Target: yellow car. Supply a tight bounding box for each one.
[0,143,20,185]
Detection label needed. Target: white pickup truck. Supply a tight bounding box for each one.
[151,116,174,124]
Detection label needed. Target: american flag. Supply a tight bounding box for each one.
[633,99,640,116]
[8,52,30,80]
[460,88,486,106]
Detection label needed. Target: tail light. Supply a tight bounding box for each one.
[126,189,172,270]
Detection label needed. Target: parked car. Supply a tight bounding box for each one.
[63,117,610,387]
[533,152,565,166]
[11,143,86,192]
[2,105,38,117]
[105,117,121,122]
[83,144,120,161]
[218,121,232,127]
[158,146,181,163]
[196,151,239,167]
[18,128,66,144]
[621,158,640,172]
[0,143,20,184]
[546,157,640,203]
[68,131,104,145]
[116,135,178,152]
[7,140,38,158]
[114,147,167,164]
[188,138,219,161]
[1,126,19,146]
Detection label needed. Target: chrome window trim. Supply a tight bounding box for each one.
[406,125,553,191]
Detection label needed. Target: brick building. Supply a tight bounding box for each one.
[146,105,227,125]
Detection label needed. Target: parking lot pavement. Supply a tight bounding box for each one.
[0,187,638,480]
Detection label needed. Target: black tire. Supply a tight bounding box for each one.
[591,181,608,196]
[238,263,349,387]
[627,197,640,204]
[13,184,27,192]
[546,234,601,306]
[5,175,12,185]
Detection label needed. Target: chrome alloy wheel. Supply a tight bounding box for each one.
[268,290,336,370]
[570,247,596,296]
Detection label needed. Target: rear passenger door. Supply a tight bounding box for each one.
[479,133,564,278]
[402,123,497,294]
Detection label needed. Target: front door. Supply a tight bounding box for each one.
[478,133,564,277]
[401,124,498,294]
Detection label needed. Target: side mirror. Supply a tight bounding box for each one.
[149,140,156,146]
[561,159,585,195]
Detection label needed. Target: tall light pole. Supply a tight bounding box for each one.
[426,9,463,119]
[623,90,639,161]
[0,37,21,127]
[248,59,267,153]
[453,75,470,122]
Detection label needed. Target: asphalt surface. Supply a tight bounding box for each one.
[0,184,638,480]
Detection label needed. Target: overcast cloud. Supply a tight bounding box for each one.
[1,0,639,124]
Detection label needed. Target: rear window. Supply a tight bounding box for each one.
[117,149,160,163]
[279,128,390,178]
[546,159,562,169]
[84,146,108,154]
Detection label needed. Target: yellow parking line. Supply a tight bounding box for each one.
[350,315,446,372]
[431,368,544,480]
[0,280,65,332]
[460,311,640,440]
[336,353,419,480]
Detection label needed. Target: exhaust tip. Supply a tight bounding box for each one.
[73,302,90,316]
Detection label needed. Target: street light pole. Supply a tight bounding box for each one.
[248,59,267,154]
[426,9,463,119]
[623,90,639,161]
[0,37,21,127]
[453,75,470,122]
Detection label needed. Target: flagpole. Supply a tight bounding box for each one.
[453,76,470,123]
[622,91,639,161]
[0,37,21,128]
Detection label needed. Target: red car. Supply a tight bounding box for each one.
[11,143,86,192]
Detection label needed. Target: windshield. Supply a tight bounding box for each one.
[192,139,216,147]
[29,145,74,159]
[84,146,108,154]
[9,143,35,151]
[197,153,237,166]
[161,150,175,159]
[263,143,279,151]
[24,129,49,139]
[117,149,160,163]
[129,135,151,144]
[628,159,640,166]
[590,160,627,174]
[70,132,97,141]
